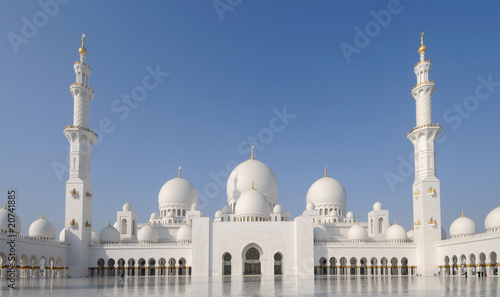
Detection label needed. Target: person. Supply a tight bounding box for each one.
[120,270,125,282]
[465,271,467,278]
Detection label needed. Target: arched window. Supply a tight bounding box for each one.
[177,209,181,216]
[121,219,127,234]
[132,220,136,235]
[378,218,384,233]
[370,219,373,234]
[274,253,282,275]
[325,209,328,215]
[223,253,231,275]
[182,209,186,216]
[320,209,323,216]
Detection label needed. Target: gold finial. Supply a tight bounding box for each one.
[461,210,464,217]
[42,213,45,219]
[394,219,397,225]
[109,221,111,226]
[250,181,255,190]
[178,166,181,178]
[92,227,95,232]
[355,220,358,225]
[251,145,254,160]
[3,203,6,209]
[418,32,427,54]
[79,34,87,56]
[324,166,327,177]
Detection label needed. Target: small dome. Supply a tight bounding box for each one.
[346,211,355,219]
[215,210,223,218]
[91,228,99,243]
[306,202,315,211]
[138,224,159,243]
[235,188,270,219]
[386,223,407,242]
[313,225,328,241]
[283,210,291,218]
[59,229,66,243]
[227,159,278,206]
[407,228,414,240]
[122,202,132,212]
[0,205,21,233]
[306,176,347,208]
[347,224,368,241]
[373,201,383,211]
[222,204,232,214]
[29,215,57,239]
[99,224,120,243]
[176,224,192,242]
[158,177,199,209]
[191,202,198,211]
[273,204,283,214]
[485,206,500,231]
[150,212,159,220]
[167,210,175,218]
[450,213,477,237]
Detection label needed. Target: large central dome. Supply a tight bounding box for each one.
[306,176,347,209]
[227,158,278,207]
[158,177,199,208]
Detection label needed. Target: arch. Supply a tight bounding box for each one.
[489,252,498,276]
[274,253,283,275]
[330,257,337,275]
[40,257,46,277]
[138,258,146,276]
[359,257,367,275]
[401,257,408,275]
[132,220,136,235]
[148,258,156,276]
[444,256,451,275]
[378,218,384,233]
[121,219,127,234]
[244,247,261,275]
[479,252,486,275]
[178,258,186,275]
[349,257,357,275]
[107,258,115,276]
[380,257,388,275]
[158,258,166,276]
[117,258,125,277]
[97,258,105,276]
[370,219,373,234]
[370,257,377,275]
[339,257,347,275]
[177,209,181,216]
[452,255,458,275]
[469,254,476,275]
[127,258,135,276]
[168,258,176,275]
[390,257,398,275]
[223,253,232,275]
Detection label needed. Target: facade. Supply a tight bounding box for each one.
[0,34,499,279]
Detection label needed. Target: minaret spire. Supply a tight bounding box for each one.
[251,145,255,160]
[178,166,182,178]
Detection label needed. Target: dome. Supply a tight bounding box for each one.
[450,213,477,237]
[485,206,500,231]
[227,159,278,206]
[346,211,355,219]
[234,187,271,219]
[167,210,175,218]
[29,215,57,239]
[386,223,407,242]
[191,202,198,211]
[222,204,232,214]
[306,202,315,211]
[283,210,291,218]
[373,201,383,211]
[273,204,283,214]
[59,229,66,243]
[0,205,21,233]
[306,176,347,209]
[407,228,414,240]
[158,177,199,208]
[313,225,328,241]
[138,224,159,243]
[176,224,192,242]
[150,212,159,220]
[99,224,120,243]
[347,224,368,241]
[215,210,223,218]
[122,202,132,212]
[91,228,99,243]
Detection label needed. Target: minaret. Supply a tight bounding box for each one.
[63,34,98,277]
[407,33,442,276]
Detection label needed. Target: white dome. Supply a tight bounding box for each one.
[450,214,477,237]
[347,224,368,241]
[306,176,347,208]
[138,224,159,243]
[158,177,199,208]
[0,206,21,233]
[29,215,57,239]
[273,204,283,214]
[59,229,66,243]
[222,204,232,214]
[167,210,175,218]
[373,201,383,211]
[227,159,278,206]
[346,211,355,219]
[313,225,328,241]
[191,202,198,211]
[306,202,315,211]
[150,212,159,220]
[176,224,192,242]
[386,223,407,242]
[122,202,132,212]
[99,225,120,243]
[91,228,99,243]
[235,188,271,219]
[485,206,500,231]
[215,210,223,218]
[407,229,414,240]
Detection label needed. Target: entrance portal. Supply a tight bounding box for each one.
[244,248,261,275]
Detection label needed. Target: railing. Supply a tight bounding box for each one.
[64,125,98,138]
[74,61,91,70]
[437,230,500,245]
[411,80,435,92]
[0,232,69,246]
[70,82,94,93]
[407,123,441,136]
[316,241,416,247]
[90,241,192,247]
[414,59,431,67]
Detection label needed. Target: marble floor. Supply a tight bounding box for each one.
[1,275,499,296]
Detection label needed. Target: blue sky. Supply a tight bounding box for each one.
[0,0,499,236]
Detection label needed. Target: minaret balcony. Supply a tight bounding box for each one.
[428,218,437,227]
[70,82,94,93]
[70,189,79,197]
[86,191,93,198]
[413,191,420,199]
[427,187,436,197]
[69,219,78,228]
[411,80,435,92]
[414,220,422,230]
[64,125,98,139]
[74,61,91,70]
[407,123,441,136]
[414,59,431,68]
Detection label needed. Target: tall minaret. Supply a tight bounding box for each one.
[63,34,98,277]
[407,33,442,276]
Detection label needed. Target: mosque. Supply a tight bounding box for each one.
[0,34,499,279]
